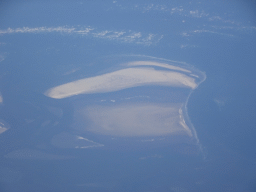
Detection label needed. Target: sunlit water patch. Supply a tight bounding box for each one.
[45,55,206,153]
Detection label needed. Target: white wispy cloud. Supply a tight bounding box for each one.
[189,10,209,18]
[181,29,235,38]
[0,26,79,34]
[0,26,163,46]
[0,52,8,63]
[110,2,256,36]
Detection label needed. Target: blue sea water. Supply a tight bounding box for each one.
[0,1,256,192]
